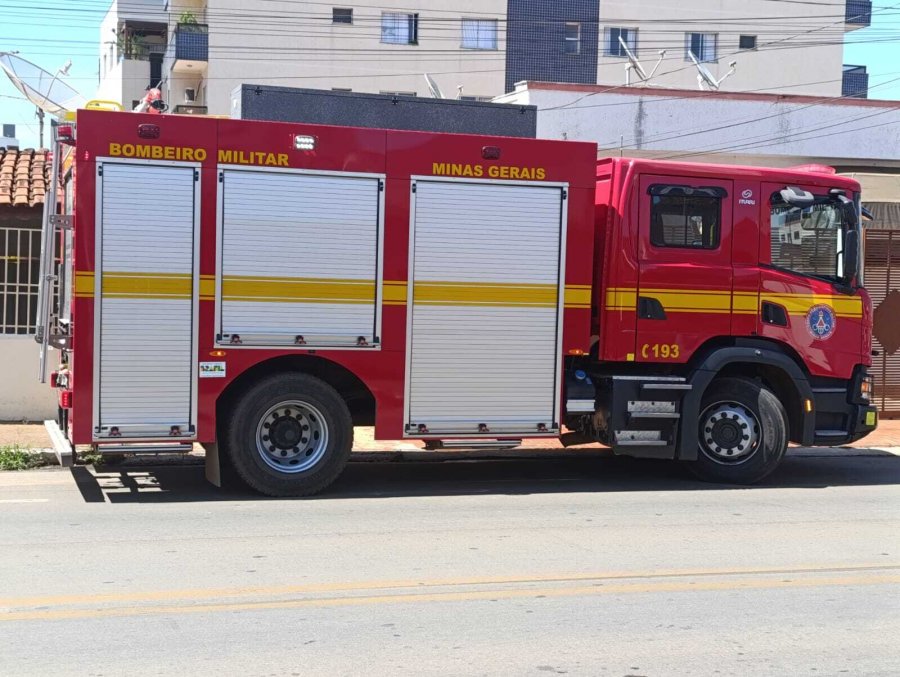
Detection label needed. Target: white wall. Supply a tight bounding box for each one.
[596,0,849,96]
[495,84,900,169]
[0,337,56,422]
[167,0,507,116]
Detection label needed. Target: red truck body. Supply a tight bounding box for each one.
[38,110,877,495]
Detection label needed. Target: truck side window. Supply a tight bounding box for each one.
[648,184,723,250]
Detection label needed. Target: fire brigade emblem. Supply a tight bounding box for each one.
[806,304,836,340]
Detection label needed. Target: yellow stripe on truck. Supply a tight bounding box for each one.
[603,287,863,319]
[102,272,192,300]
[414,281,558,308]
[223,276,376,305]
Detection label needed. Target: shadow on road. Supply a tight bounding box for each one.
[69,449,900,504]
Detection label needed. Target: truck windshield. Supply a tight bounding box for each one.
[769,197,848,282]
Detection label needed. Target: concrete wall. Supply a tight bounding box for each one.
[495,83,900,169]
[0,337,56,422]
[167,0,507,116]
[596,0,850,96]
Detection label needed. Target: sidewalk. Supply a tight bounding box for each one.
[2,419,899,453]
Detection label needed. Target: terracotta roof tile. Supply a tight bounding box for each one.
[0,147,53,208]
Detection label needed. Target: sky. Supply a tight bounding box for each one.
[1,0,899,149]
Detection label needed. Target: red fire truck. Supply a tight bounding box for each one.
[36,109,877,496]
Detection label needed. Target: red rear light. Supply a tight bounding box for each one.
[59,391,73,409]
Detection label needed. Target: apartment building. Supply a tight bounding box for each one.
[596,0,872,96]
[96,0,873,116]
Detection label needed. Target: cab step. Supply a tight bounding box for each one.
[424,439,523,451]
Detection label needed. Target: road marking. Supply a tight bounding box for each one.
[0,498,49,504]
[2,563,897,608]
[2,565,898,622]
[2,574,898,622]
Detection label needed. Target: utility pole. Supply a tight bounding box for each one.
[36,107,44,147]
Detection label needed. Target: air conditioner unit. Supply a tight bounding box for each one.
[184,88,196,103]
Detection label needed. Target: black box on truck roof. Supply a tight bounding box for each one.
[230,85,537,138]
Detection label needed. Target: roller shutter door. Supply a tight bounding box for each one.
[96,163,197,438]
[219,169,382,347]
[406,179,566,435]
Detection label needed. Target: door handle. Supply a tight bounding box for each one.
[761,301,788,327]
[638,296,667,320]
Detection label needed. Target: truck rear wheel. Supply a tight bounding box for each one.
[223,373,353,497]
[688,377,788,485]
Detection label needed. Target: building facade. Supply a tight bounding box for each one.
[96,1,873,116]
[96,0,168,111]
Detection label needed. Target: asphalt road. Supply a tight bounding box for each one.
[1,450,898,676]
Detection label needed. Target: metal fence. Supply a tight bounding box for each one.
[0,226,41,335]
[865,229,900,418]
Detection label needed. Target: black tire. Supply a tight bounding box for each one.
[223,373,353,497]
[688,377,788,485]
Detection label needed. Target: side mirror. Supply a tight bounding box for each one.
[843,229,859,283]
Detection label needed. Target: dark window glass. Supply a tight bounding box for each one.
[650,187,722,249]
[605,27,636,57]
[333,8,352,24]
[770,196,844,279]
[739,35,757,50]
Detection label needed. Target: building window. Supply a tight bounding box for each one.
[381,12,419,45]
[459,95,493,102]
[564,22,581,55]
[604,27,637,57]
[332,8,352,24]
[649,185,723,250]
[380,90,417,97]
[686,32,717,62]
[461,18,498,50]
[738,35,757,50]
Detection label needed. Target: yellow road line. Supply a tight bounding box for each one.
[3,564,895,611]
[2,572,896,622]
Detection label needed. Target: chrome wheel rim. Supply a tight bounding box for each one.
[255,400,328,474]
[699,401,761,465]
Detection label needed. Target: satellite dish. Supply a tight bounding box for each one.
[689,52,737,91]
[619,38,665,86]
[0,51,86,118]
[424,73,445,99]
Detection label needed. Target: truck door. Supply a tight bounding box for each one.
[636,176,734,363]
[94,162,199,440]
[759,182,864,378]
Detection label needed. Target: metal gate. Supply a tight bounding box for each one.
[405,178,567,436]
[866,229,900,417]
[94,162,199,439]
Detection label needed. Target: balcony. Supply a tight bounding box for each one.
[842,65,869,98]
[170,23,208,73]
[845,0,872,28]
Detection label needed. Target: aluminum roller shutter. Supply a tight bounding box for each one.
[406,179,565,435]
[219,169,382,347]
[96,163,197,438]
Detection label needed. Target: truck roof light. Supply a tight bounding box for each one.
[138,124,161,139]
[294,135,317,151]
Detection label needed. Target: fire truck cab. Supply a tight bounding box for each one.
[36,110,877,496]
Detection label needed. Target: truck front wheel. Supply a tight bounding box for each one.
[223,373,353,497]
[688,377,788,485]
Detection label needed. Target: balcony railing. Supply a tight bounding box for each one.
[846,0,872,26]
[842,65,869,98]
[174,23,208,62]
